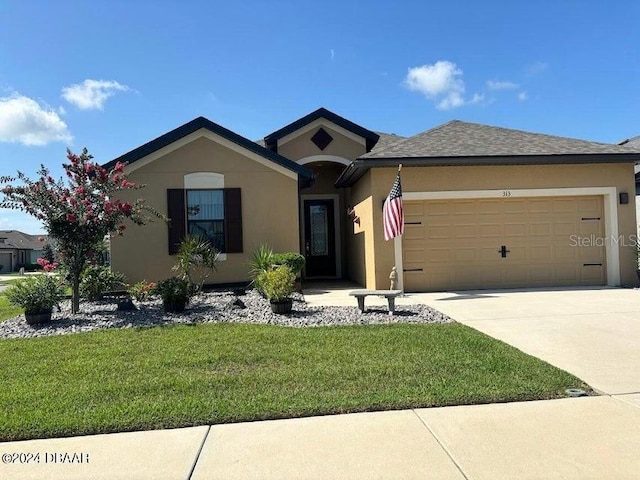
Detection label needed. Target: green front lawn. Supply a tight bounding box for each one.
[0,322,588,441]
[0,293,23,321]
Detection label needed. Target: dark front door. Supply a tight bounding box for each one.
[303,199,336,277]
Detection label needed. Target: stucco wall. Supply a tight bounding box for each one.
[351,163,637,289]
[277,125,367,161]
[346,171,374,287]
[111,136,300,284]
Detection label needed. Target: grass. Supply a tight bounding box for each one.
[0,322,588,442]
[0,293,23,321]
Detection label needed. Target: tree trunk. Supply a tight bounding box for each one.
[71,278,80,314]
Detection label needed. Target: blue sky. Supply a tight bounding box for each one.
[1,1,639,233]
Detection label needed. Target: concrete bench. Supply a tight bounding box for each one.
[349,290,402,315]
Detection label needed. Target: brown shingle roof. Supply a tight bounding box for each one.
[363,120,640,159]
[0,231,48,250]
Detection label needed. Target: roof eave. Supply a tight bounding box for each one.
[335,153,640,188]
[102,117,313,182]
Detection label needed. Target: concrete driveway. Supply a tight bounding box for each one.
[414,287,640,395]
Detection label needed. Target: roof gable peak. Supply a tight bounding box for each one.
[263,107,380,152]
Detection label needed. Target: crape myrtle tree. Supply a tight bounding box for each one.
[0,148,161,314]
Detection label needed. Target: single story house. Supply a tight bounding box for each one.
[618,136,640,231]
[0,230,48,273]
[106,108,640,291]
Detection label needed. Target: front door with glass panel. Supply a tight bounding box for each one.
[303,199,336,277]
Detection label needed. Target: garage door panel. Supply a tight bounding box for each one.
[428,225,451,239]
[403,196,606,292]
[404,202,424,216]
[404,225,425,240]
[503,200,527,213]
[504,223,527,237]
[530,223,552,236]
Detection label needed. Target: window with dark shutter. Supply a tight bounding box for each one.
[167,189,186,255]
[173,187,242,254]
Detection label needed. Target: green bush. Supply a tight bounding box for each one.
[5,275,66,314]
[153,277,190,312]
[15,263,43,272]
[80,266,125,301]
[271,252,305,277]
[257,265,296,302]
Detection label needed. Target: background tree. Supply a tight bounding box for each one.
[41,242,56,264]
[0,148,161,313]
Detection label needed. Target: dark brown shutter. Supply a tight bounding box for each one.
[167,189,186,255]
[224,188,243,253]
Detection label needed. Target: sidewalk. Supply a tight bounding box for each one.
[2,396,639,479]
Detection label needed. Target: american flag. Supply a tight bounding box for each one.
[383,172,404,241]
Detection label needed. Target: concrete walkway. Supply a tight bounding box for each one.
[2,284,639,478]
[2,397,639,479]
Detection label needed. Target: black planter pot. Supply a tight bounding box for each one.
[270,298,293,314]
[163,298,187,313]
[25,310,53,325]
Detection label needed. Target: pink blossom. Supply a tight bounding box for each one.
[37,257,47,267]
[114,162,125,173]
[120,202,132,215]
[121,179,135,189]
[38,237,45,242]
[118,224,126,232]
[75,186,85,195]
[84,163,93,173]
[67,213,76,222]
[104,201,113,213]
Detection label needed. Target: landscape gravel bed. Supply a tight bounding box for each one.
[0,290,453,339]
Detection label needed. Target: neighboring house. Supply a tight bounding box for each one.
[619,135,640,232]
[106,108,640,291]
[0,230,48,273]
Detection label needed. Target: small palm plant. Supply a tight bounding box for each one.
[172,235,219,295]
[248,243,274,294]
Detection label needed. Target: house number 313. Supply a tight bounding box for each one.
[502,191,512,197]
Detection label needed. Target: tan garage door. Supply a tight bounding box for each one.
[403,196,606,292]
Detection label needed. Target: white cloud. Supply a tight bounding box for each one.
[486,80,519,90]
[405,61,484,110]
[61,79,129,110]
[469,93,486,104]
[0,93,72,146]
[330,49,335,60]
[518,91,528,101]
[525,61,548,76]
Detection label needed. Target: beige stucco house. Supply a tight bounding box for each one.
[106,108,640,292]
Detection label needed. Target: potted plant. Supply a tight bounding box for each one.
[257,265,296,314]
[5,275,66,325]
[154,277,190,313]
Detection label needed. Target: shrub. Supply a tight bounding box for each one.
[257,265,296,302]
[128,280,156,302]
[271,252,305,277]
[80,265,125,301]
[5,275,66,314]
[15,263,43,272]
[153,277,190,312]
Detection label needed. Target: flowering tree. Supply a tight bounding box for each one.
[0,148,160,314]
